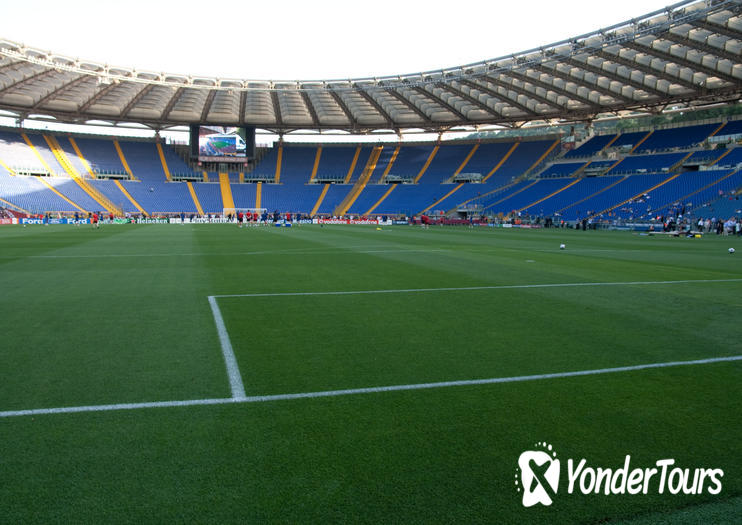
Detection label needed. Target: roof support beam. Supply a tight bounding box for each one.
[660,31,741,66]
[594,49,700,91]
[299,89,320,127]
[270,90,283,127]
[383,87,434,125]
[327,89,356,127]
[436,82,503,118]
[121,84,155,120]
[161,87,184,121]
[31,75,91,110]
[355,88,395,128]
[78,82,121,113]
[199,89,216,122]
[622,41,740,84]
[411,85,469,121]
[238,90,247,125]
[507,69,602,111]
[556,57,665,99]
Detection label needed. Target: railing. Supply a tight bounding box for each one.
[11,166,52,176]
[92,169,130,179]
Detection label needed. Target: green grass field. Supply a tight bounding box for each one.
[0,223,740,524]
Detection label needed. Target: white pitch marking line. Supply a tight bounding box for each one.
[1,355,740,418]
[212,278,742,298]
[0,398,237,418]
[208,296,246,400]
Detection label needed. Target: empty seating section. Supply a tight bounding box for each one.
[279,146,319,183]
[495,140,553,179]
[564,134,616,158]
[74,138,127,174]
[317,184,354,214]
[608,152,686,174]
[56,137,92,176]
[431,180,510,212]
[251,147,279,180]
[418,144,472,183]
[261,183,323,213]
[716,147,742,167]
[44,178,98,211]
[565,174,668,218]
[24,133,67,174]
[371,147,398,183]
[120,181,196,213]
[634,124,717,152]
[0,169,76,212]
[192,183,224,213]
[0,131,47,172]
[385,145,435,180]
[373,184,451,215]
[315,146,371,181]
[228,184,257,210]
[117,141,166,182]
[162,145,199,177]
[348,185,392,215]
[484,179,568,213]
[716,120,742,137]
[88,180,140,213]
[522,176,623,218]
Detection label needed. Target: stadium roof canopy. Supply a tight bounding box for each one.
[0,0,741,134]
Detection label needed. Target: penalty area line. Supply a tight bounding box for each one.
[1,355,740,418]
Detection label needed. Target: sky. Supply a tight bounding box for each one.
[3,0,677,81]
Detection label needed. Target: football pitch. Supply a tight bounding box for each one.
[0,223,740,524]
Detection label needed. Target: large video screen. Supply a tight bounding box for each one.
[191,125,255,162]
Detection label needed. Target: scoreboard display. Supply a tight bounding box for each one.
[190,125,255,163]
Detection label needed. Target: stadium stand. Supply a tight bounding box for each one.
[2,115,742,219]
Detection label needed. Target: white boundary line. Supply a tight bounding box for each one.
[1,355,739,418]
[208,296,247,400]
[212,278,742,298]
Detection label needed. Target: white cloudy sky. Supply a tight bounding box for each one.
[3,0,675,81]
